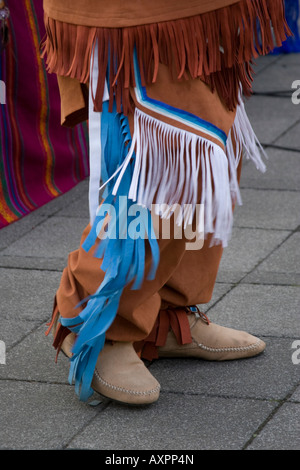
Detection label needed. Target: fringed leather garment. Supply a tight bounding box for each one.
[42,0,291,401]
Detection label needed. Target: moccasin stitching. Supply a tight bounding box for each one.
[94,369,160,396]
[195,339,262,353]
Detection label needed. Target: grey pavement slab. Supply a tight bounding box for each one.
[243,232,300,285]
[0,214,47,251]
[275,120,300,150]
[247,232,300,276]
[217,227,290,283]
[56,193,89,218]
[0,255,67,271]
[247,402,300,450]
[234,189,300,230]
[149,338,299,401]
[242,271,300,286]
[0,268,61,348]
[252,53,300,94]
[0,216,89,261]
[290,385,300,402]
[0,380,100,450]
[0,268,60,322]
[0,323,71,384]
[240,147,300,191]
[0,318,39,353]
[251,54,282,75]
[197,283,233,313]
[66,393,276,450]
[206,284,300,338]
[244,95,300,145]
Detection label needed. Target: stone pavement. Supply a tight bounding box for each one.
[0,54,299,452]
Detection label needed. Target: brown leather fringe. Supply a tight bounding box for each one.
[134,307,193,361]
[45,297,60,337]
[45,297,73,362]
[41,0,291,114]
[52,323,73,362]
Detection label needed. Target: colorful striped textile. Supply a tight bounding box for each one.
[0,0,89,229]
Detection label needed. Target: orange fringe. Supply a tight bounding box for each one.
[41,0,291,114]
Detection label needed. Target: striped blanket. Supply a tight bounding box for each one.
[0,0,89,229]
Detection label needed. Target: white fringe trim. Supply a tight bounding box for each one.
[99,99,267,248]
[225,95,268,209]
[112,108,234,247]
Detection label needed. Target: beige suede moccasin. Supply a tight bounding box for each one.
[158,310,266,361]
[48,315,160,405]
[91,342,161,405]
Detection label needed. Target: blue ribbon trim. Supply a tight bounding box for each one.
[132,50,227,147]
[61,96,160,401]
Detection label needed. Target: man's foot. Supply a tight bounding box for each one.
[158,308,266,361]
[49,315,160,405]
[91,342,160,405]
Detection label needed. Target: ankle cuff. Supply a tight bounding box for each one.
[134,306,193,361]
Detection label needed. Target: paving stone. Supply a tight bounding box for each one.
[0,255,66,271]
[217,227,290,278]
[67,393,276,450]
[234,189,300,230]
[252,232,300,274]
[149,338,299,401]
[0,318,38,353]
[0,323,71,384]
[244,233,300,286]
[275,120,300,150]
[242,271,300,286]
[197,283,233,313]
[247,403,300,450]
[0,380,100,450]
[252,54,300,94]
[55,194,89,218]
[215,270,247,284]
[275,53,300,67]
[0,268,61,349]
[0,217,89,260]
[251,54,282,75]
[0,215,47,251]
[206,284,300,338]
[289,385,300,403]
[244,95,300,144]
[239,147,300,191]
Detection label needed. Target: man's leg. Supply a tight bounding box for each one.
[47,136,265,406]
